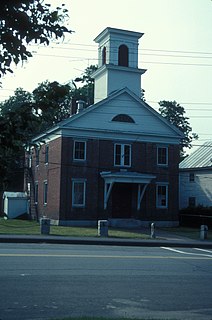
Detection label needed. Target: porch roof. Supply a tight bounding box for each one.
[100,171,156,184]
[100,171,156,210]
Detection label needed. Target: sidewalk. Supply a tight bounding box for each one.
[0,230,212,248]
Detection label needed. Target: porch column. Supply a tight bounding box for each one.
[104,182,114,209]
[137,183,148,210]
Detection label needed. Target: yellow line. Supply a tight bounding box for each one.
[0,253,212,260]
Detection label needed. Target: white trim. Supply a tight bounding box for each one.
[156,183,168,209]
[45,144,49,165]
[73,140,87,161]
[157,146,168,166]
[72,179,86,208]
[101,171,156,209]
[114,143,131,167]
[34,181,38,204]
[43,180,48,205]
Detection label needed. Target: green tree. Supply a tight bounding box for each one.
[158,100,198,159]
[32,80,72,129]
[0,65,97,194]
[73,65,97,106]
[0,88,39,191]
[0,0,71,79]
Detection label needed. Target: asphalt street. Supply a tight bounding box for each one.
[0,243,212,320]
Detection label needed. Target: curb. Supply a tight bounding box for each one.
[1,235,212,248]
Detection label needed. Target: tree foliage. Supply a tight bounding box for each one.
[0,65,98,192]
[0,0,72,79]
[158,100,198,159]
[73,65,97,106]
[32,80,72,129]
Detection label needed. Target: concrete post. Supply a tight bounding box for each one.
[98,220,108,237]
[200,225,208,240]
[40,218,51,235]
[151,222,156,238]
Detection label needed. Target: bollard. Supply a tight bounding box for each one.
[40,218,51,235]
[98,220,108,237]
[200,225,208,240]
[150,222,156,238]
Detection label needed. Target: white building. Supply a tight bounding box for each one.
[179,142,212,209]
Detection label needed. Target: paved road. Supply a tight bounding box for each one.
[0,243,212,320]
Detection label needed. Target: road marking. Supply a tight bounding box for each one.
[0,253,212,260]
[194,248,212,254]
[161,247,212,258]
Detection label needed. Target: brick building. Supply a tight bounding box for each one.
[26,27,184,227]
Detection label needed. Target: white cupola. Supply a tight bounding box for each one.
[92,27,146,103]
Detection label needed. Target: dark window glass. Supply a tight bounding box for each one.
[45,145,49,164]
[189,173,195,182]
[157,147,168,165]
[102,46,106,65]
[74,141,86,160]
[112,114,135,123]
[118,45,129,67]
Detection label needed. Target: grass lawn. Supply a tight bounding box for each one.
[0,218,150,239]
[0,218,211,241]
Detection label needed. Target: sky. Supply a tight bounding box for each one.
[1,0,212,152]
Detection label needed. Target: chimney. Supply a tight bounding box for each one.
[76,100,85,114]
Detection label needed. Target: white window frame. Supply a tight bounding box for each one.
[45,144,49,164]
[114,143,131,167]
[189,172,195,182]
[73,141,86,161]
[43,180,48,205]
[72,179,86,207]
[35,148,39,166]
[157,146,168,166]
[34,182,38,204]
[156,183,168,208]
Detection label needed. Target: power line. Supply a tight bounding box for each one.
[27,51,212,67]
[30,42,212,56]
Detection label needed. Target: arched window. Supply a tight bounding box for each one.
[118,45,129,67]
[112,114,135,123]
[102,46,106,65]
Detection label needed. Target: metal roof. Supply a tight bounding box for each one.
[179,141,212,169]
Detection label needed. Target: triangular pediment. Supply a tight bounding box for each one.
[57,88,183,144]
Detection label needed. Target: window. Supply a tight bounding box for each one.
[156,184,168,208]
[74,141,86,161]
[43,181,48,205]
[112,114,135,123]
[188,197,196,207]
[72,180,86,207]
[35,148,39,166]
[189,172,195,182]
[34,182,38,204]
[102,46,106,65]
[157,146,168,166]
[45,144,49,164]
[28,154,32,168]
[114,144,131,167]
[118,44,129,67]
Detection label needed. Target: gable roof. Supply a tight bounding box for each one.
[32,87,184,144]
[180,141,212,169]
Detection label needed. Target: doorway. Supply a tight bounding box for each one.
[112,183,132,218]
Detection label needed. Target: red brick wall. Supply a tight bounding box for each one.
[30,136,180,222]
[58,138,180,221]
[31,137,62,219]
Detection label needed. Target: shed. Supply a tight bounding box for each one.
[3,192,29,219]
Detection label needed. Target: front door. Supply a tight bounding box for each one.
[112,183,132,218]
